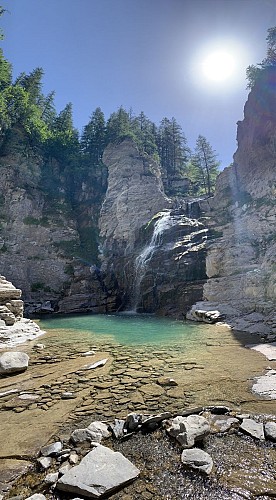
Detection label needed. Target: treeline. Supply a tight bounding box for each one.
[0,8,220,197]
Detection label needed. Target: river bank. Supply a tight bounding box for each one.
[0,319,275,498]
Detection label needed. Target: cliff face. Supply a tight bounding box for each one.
[0,127,113,315]
[194,68,276,335]
[99,139,171,257]
[99,140,208,314]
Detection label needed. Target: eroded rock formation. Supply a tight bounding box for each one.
[189,67,276,336]
[99,141,208,314]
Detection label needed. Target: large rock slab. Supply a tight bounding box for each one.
[56,444,140,498]
[252,369,276,399]
[0,351,29,374]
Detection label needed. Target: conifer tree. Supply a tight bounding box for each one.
[81,107,106,164]
[190,135,220,196]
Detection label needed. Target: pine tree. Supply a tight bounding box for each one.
[81,107,106,164]
[157,117,189,184]
[246,26,276,88]
[106,106,133,143]
[190,135,220,196]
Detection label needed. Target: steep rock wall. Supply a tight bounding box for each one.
[0,127,111,314]
[193,68,276,336]
[99,140,208,314]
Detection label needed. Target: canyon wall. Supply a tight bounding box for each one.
[99,140,208,314]
[0,127,114,315]
[192,68,276,335]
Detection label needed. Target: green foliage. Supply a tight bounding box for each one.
[246,26,276,88]
[188,135,220,197]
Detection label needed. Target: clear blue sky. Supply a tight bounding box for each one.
[1,0,275,167]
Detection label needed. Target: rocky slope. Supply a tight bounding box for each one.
[189,67,276,336]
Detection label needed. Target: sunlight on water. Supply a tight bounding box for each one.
[39,313,218,347]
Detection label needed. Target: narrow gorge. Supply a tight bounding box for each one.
[0,68,275,337]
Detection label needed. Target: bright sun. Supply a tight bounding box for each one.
[202,51,235,82]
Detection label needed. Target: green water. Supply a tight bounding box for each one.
[39,312,218,347]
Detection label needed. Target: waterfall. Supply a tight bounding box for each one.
[131,211,173,311]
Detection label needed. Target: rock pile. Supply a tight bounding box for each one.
[18,406,275,499]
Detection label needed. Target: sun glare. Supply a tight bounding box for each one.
[202,51,235,82]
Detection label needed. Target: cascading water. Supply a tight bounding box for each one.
[131,211,173,311]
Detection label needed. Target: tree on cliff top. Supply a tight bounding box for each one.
[246,26,276,88]
[188,135,220,197]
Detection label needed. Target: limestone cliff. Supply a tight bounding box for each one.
[100,139,171,256]
[190,68,276,336]
[99,140,208,314]
[0,126,112,314]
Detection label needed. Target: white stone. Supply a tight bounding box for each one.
[25,495,47,500]
[0,351,29,374]
[40,441,62,456]
[44,472,59,484]
[37,456,52,470]
[252,369,276,399]
[83,358,108,370]
[57,444,140,498]
[167,414,210,448]
[240,418,265,440]
[181,448,213,474]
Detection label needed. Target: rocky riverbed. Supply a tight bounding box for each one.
[0,323,275,499]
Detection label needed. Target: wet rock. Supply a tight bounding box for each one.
[142,412,172,430]
[205,405,231,415]
[56,444,140,497]
[186,307,224,324]
[264,421,276,441]
[0,352,29,374]
[167,414,210,448]
[181,448,213,475]
[41,441,62,457]
[125,413,142,432]
[37,456,52,470]
[240,418,265,440]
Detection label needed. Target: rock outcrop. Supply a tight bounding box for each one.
[0,275,44,348]
[99,140,208,314]
[0,126,114,315]
[188,67,276,336]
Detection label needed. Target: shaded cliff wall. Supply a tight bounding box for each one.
[0,126,114,314]
[199,67,276,330]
